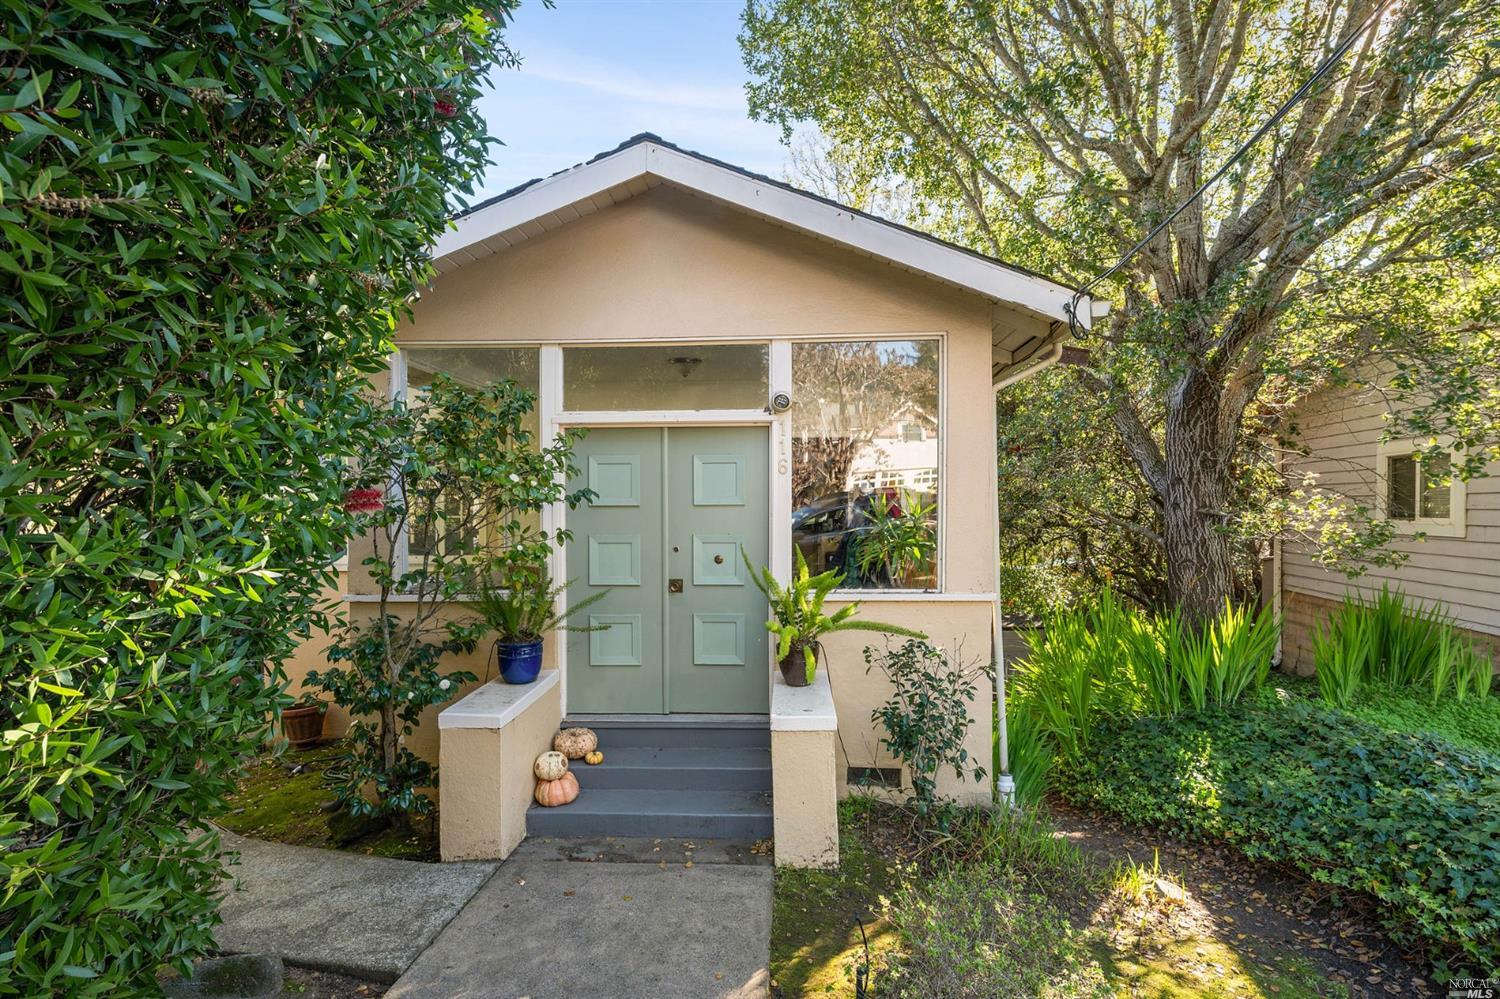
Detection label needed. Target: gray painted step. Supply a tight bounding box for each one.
[527,788,774,840]
[564,715,770,750]
[572,747,771,790]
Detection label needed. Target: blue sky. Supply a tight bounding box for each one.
[472,0,789,200]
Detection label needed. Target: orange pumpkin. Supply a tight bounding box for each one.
[534,771,579,807]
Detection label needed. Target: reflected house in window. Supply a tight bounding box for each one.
[790,339,940,590]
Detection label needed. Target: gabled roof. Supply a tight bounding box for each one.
[433,134,1095,331]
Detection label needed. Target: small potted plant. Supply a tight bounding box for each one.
[744,547,927,687]
[281,692,327,747]
[474,563,610,684]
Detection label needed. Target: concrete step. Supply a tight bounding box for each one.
[526,788,774,840]
[570,747,771,791]
[563,715,769,750]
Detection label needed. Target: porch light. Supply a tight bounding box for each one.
[667,356,703,378]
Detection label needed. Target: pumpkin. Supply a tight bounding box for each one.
[553,727,598,760]
[534,771,579,807]
[533,751,569,781]
[584,750,604,766]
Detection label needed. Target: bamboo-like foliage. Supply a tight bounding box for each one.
[1313,586,1493,707]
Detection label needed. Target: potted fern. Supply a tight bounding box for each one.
[474,564,610,684]
[745,547,927,687]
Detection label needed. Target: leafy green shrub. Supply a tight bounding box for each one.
[1314,587,1493,706]
[866,640,987,818]
[0,3,517,992]
[1058,700,1500,972]
[310,377,588,823]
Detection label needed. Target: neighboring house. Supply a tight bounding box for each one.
[284,135,1098,867]
[1276,378,1500,673]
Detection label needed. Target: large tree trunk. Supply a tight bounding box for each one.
[1161,373,1236,623]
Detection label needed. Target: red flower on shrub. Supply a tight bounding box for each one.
[344,487,384,514]
[433,99,458,118]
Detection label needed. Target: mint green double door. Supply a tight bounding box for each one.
[565,427,770,715]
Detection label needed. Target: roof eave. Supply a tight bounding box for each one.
[432,138,1094,328]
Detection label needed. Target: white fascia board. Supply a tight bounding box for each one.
[432,143,650,260]
[433,141,1084,324]
[642,143,1076,323]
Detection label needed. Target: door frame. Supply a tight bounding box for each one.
[541,343,792,717]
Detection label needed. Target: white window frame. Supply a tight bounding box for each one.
[1374,437,1466,538]
[786,333,946,596]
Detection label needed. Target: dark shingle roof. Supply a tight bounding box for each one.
[453,133,1074,292]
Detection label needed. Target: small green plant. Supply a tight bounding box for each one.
[866,640,987,820]
[1002,702,1051,809]
[473,564,611,643]
[744,547,926,683]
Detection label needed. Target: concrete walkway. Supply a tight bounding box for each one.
[214,829,498,983]
[387,837,772,999]
[214,831,772,997]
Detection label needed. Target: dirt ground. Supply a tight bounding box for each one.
[1047,797,1440,997]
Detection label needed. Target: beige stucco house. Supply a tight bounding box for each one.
[284,135,1099,867]
[1275,377,1500,672]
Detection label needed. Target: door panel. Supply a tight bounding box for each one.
[565,426,769,714]
[667,427,770,713]
[566,429,665,713]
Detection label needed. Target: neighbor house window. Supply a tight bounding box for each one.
[563,343,769,410]
[790,339,940,590]
[1376,440,1465,538]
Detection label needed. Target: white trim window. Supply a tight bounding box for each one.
[789,338,942,592]
[1375,439,1466,538]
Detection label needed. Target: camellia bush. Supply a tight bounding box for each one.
[0,3,518,994]
[309,376,589,827]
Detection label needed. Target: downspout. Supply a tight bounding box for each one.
[992,371,1015,808]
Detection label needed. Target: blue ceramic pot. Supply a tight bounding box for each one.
[497,640,543,684]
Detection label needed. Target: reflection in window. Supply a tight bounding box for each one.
[1387,452,1452,521]
[790,340,939,590]
[401,347,540,569]
[563,343,768,410]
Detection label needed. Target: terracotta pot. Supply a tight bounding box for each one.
[281,704,325,747]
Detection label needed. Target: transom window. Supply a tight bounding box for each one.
[563,343,769,411]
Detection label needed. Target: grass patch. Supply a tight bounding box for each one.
[1087,935,1339,999]
[219,743,438,862]
[772,798,1345,997]
[771,798,899,996]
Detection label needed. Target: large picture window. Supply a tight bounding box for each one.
[790,339,940,590]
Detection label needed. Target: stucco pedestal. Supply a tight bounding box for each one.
[770,670,839,869]
[438,672,561,862]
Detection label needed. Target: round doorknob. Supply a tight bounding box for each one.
[713,554,724,564]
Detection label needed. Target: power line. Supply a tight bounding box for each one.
[1065,0,1394,337]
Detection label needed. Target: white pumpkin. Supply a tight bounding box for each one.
[553,727,598,760]
[533,751,569,781]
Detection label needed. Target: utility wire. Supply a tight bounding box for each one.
[1065,0,1394,337]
